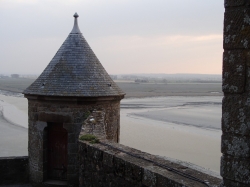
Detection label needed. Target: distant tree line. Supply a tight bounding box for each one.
[11,74,20,78]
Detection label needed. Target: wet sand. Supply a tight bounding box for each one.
[0,108,28,156]
[0,93,28,128]
[0,115,28,157]
[119,96,222,173]
[0,92,222,174]
[0,92,28,156]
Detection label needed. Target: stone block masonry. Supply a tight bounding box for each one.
[0,156,29,185]
[26,96,122,187]
[221,1,250,186]
[78,140,221,187]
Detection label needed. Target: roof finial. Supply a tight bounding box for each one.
[71,12,81,34]
[74,12,79,18]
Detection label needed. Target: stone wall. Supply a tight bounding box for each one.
[222,1,250,187]
[26,95,122,187]
[78,140,221,187]
[0,156,29,185]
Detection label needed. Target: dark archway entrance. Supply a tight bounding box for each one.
[47,123,68,181]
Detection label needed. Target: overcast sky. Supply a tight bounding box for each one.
[0,0,224,75]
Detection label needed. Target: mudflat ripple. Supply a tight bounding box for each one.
[121,96,222,130]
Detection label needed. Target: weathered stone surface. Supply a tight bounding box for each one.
[222,50,246,93]
[82,109,106,139]
[222,95,250,135]
[224,8,250,49]
[124,161,142,183]
[245,50,250,66]
[224,0,245,7]
[245,66,250,92]
[103,151,114,168]
[142,168,157,187]
[0,157,29,185]
[114,157,125,177]
[26,96,122,187]
[38,112,72,123]
[79,140,221,187]
[157,173,189,187]
[221,134,250,157]
[222,1,250,186]
[220,178,250,187]
[221,155,250,184]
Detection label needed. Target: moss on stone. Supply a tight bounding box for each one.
[79,134,99,144]
[84,111,91,119]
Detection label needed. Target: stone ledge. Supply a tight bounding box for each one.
[79,140,222,187]
[0,156,29,185]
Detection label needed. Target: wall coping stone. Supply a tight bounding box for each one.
[79,140,222,187]
[0,156,29,185]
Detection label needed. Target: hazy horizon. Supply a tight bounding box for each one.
[0,0,223,75]
[0,72,222,76]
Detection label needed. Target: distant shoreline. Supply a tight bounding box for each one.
[0,77,222,98]
[0,89,24,97]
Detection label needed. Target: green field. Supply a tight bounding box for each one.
[0,78,222,97]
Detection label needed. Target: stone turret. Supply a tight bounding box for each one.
[23,13,124,187]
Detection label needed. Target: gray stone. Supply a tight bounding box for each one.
[224,8,250,49]
[142,168,157,187]
[0,157,29,185]
[222,134,250,157]
[222,50,246,93]
[222,95,250,135]
[220,178,250,187]
[221,156,250,184]
[224,0,245,7]
[78,140,221,187]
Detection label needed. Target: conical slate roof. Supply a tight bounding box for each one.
[23,13,125,97]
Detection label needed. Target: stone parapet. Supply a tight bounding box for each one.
[0,156,29,185]
[79,140,221,187]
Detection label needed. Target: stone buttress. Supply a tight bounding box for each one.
[221,1,250,187]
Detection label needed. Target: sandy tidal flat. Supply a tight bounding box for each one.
[120,96,222,174]
[0,93,28,156]
[0,92,222,175]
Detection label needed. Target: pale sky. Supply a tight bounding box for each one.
[0,0,224,75]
